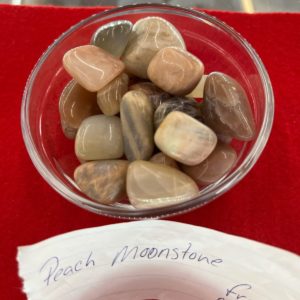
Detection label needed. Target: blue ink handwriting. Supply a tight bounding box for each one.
[217,283,252,300]
[111,242,223,267]
[39,251,95,286]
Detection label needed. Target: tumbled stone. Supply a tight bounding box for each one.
[182,143,237,185]
[155,111,217,166]
[97,73,129,116]
[186,75,207,98]
[127,161,198,209]
[74,160,128,204]
[63,45,125,92]
[129,82,170,109]
[120,91,154,161]
[122,17,185,78]
[148,47,204,96]
[150,152,178,169]
[154,97,202,129]
[202,72,256,141]
[59,80,100,139]
[75,115,123,161]
[91,20,132,58]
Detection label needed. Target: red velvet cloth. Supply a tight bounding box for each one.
[0,4,299,299]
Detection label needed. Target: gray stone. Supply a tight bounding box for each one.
[91,20,133,58]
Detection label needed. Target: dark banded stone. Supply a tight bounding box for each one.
[120,91,154,161]
[129,82,170,109]
[154,97,202,129]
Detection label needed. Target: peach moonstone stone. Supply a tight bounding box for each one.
[59,80,100,139]
[63,45,125,92]
[148,47,204,96]
[155,111,217,166]
[127,161,198,209]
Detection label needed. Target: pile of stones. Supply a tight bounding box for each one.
[59,17,255,209]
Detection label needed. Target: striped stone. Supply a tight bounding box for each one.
[120,91,154,161]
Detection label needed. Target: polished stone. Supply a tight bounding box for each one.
[129,82,170,109]
[202,72,256,141]
[155,111,217,166]
[154,97,202,129]
[75,115,123,160]
[122,17,185,79]
[59,80,100,139]
[127,160,198,209]
[150,152,178,169]
[74,160,128,204]
[148,47,204,96]
[182,143,237,185]
[97,73,129,116]
[63,45,125,92]
[91,20,132,58]
[120,91,154,161]
[186,75,207,98]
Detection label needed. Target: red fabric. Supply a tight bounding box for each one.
[0,4,299,299]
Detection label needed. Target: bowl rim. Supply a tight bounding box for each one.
[21,3,274,219]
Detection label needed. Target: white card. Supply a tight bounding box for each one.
[17,220,300,300]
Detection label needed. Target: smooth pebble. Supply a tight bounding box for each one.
[97,73,129,116]
[59,80,100,139]
[91,20,132,58]
[122,17,185,78]
[75,115,123,161]
[155,111,217,166]
[202,72,256,141]
[127,160,198,209]
[182,143,237,185]
[63,45,125,92]
[148,47,204,96]
[74,160,128,204]
[121,91,154,161]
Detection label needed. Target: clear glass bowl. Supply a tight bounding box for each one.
[21,4,274,219]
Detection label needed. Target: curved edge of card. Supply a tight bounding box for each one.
[17,220,300,300]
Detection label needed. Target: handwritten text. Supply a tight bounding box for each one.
[39,251,95,286]
[111,242,223,267]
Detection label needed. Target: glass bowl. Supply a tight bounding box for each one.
[21,4,274,219]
